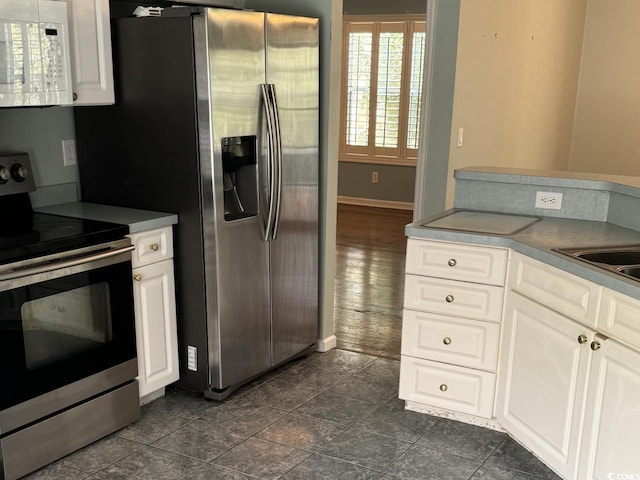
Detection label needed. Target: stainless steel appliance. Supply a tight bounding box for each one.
[0,153,139,480]
[75,7,319,399]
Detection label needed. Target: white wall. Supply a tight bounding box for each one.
[443,0,587,207]
[569,0,640,175]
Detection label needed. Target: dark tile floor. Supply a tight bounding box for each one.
[24,350,561,480]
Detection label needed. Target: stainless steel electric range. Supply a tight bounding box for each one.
[0,153,140,480]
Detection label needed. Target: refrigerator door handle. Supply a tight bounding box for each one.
[261,83,278,242]
[268,84,283,240]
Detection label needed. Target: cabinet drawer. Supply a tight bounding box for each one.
[404,274,504,323]
[401,309,500,371]
[399,356,496,418]
[128,226,173,268]
[406,239,508,286]
[509,252,601,328]
[599,288,640,350]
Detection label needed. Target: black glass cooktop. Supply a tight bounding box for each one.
[0,212,128,265]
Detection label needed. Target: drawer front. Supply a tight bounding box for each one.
[599,288,640,350]
[406,238,508,286]
[128,226,173,268]
[399,356,496,418]
[404,274,504,323]
[509,252,601,328]
[401,309,500,371]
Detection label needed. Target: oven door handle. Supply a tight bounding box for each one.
[0,244,136,283]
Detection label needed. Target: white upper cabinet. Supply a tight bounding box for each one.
[60,0,114,105]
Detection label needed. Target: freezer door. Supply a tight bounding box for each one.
[198,9,271,389]
[266,13,319,365]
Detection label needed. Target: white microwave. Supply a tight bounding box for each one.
[0,0,72,107]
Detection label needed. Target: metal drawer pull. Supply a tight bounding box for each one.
[443,337,452,345]
[590,341,601,351]
[439,384,448,392]
[150,243,159,251]
[578,334,588,344]
[447,258,457,267]
[134,274,142,282]
[445,295,454,303]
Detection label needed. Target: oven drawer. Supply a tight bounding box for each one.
[399,356,496,418]
[401,309,500,371]
[128,226,173,268]
[404,274,504,323]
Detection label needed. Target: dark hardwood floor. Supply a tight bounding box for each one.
[334,204,414,360]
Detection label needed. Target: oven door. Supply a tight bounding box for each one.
[0,239,137,434]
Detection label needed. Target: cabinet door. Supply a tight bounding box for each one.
[579,339,640,479]
[132,260,179,398]
[496,292,593,479]
[63,0,115,104]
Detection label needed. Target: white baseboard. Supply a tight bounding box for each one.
[316,335,337,352]
[337,195,414,211]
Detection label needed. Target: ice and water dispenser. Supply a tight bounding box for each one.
[221,136,258,221]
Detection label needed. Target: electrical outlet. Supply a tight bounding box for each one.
[187,345,197,371]
[535,191,563,210]
[62,139,77,166]
[371,171,379,184]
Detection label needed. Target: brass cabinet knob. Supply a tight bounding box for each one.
[439,384,448,392]
[150,243,159,251]
[443,337,452,345]
[578,334,588,344]
[590,341,601,351]
[445,295,455,303]
[447,258,457,267]
[134,274,142,282]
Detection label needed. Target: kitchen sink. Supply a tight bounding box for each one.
[554,245,640,281]
[573,250,640,265]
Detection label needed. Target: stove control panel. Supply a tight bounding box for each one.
[0,153,36,196]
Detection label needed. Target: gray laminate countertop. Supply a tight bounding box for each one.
[406,209,640,300]
[35,202,178,234]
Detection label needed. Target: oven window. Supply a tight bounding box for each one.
[21,282,113,370]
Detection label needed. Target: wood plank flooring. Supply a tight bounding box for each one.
[334,204,414,360]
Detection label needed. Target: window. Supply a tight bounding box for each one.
[340,15,426,166]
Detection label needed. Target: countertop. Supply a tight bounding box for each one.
[35,202,178,234]
[406,209,640,300]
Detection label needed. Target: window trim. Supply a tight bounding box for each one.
[340,14,426,167]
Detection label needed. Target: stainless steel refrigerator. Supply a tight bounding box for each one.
[75,6,319,399]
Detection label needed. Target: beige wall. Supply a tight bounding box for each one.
[444,0,587,207]
[569,0,640,175]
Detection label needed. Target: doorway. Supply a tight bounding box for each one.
[333,204,413,359]
[333,0,426,359]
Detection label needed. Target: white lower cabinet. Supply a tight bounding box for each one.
[132,260,179,398]
[401,242,640,479]
[496,292,594,479]
[129,226,179,402]
[400,238,508,422]
[579,339,640,479]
